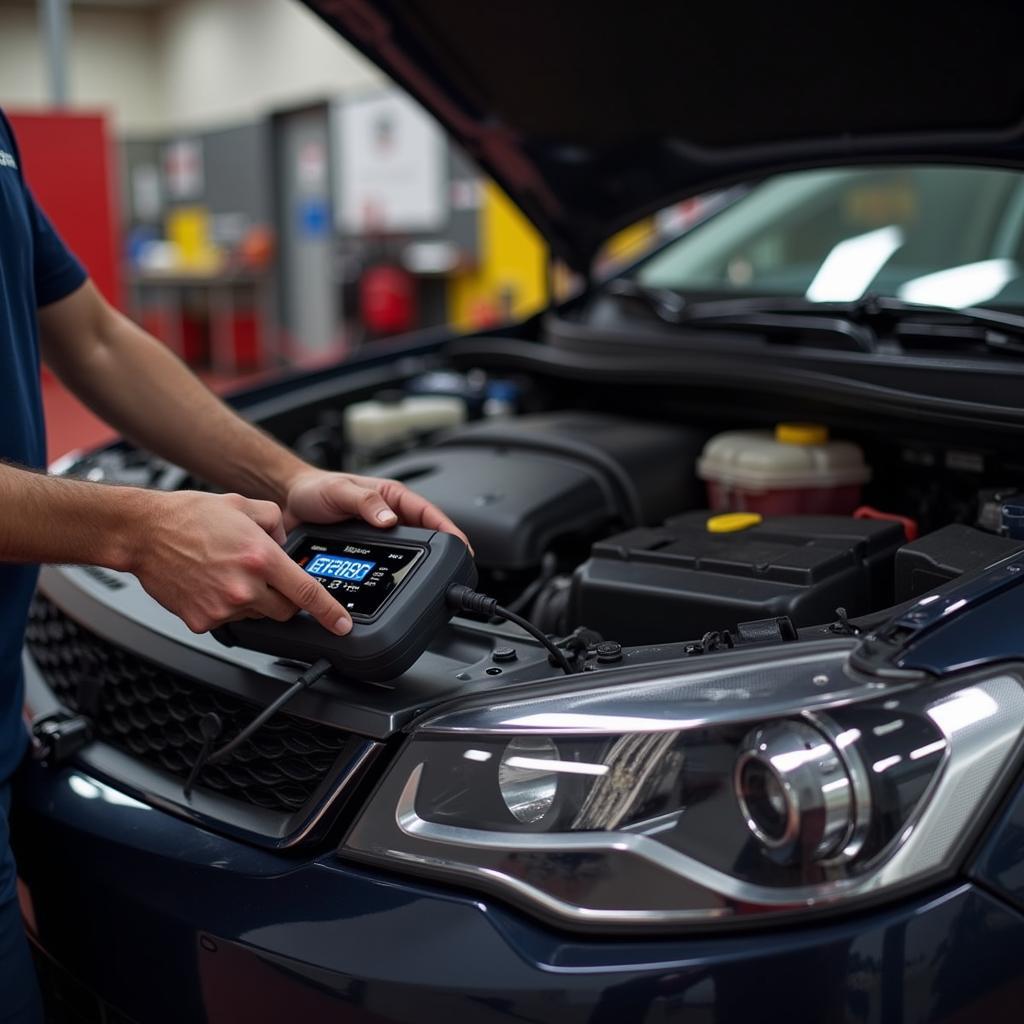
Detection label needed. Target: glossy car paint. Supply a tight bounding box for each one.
[14,755,1024,1024]
[971,769,1024,917]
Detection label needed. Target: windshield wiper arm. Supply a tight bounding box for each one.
[606,280,877,351]
[852,295,1024,354]
[679,293,1024,354]
[605,278,687,323]
[855,295,1024,336]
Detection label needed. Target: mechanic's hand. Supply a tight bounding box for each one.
[282,469,472,550]
[132,490,353,635]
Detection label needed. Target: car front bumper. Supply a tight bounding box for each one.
[12,757,1024,1024]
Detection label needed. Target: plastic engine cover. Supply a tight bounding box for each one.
[369,413,706,570]
[570,512,905,644]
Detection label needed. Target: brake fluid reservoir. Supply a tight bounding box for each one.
[697,423,870,515]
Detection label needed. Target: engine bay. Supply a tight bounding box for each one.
[63,359,1024,658]
[336,381,1024,652]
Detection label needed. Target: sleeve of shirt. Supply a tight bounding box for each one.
[27,193,88,308]
[0,110,88,308]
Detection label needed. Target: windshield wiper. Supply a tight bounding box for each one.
[606,279,877,351]
[609,283,1024,356]
[605,278,687,323]
[855,295,1024,354]
[679,294,1024,355]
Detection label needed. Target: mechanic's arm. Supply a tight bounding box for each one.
[0,462,352,634]
[38,280,469,541]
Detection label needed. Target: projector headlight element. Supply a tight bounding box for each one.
[341,644,1024,930]
[734,717,870,865]
[497,736,561,824]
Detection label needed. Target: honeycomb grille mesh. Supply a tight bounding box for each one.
[25,596,352,814]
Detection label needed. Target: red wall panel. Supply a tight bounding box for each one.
[6,110,122,308]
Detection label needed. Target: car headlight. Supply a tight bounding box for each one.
[340,642,1024,930]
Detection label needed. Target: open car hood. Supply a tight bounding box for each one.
[306,0,1024,270]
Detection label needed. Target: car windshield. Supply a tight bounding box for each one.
[636,165,1024,309]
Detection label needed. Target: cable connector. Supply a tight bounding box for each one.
[447,584,576,675]
[446,583,497,618]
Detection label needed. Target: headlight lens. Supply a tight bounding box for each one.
[497,736,561,824]
[341,645,1024,929]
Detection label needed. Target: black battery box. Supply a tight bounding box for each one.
[894,524,1024,603]
[569,512,904,645]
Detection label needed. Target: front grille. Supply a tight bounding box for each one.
[26,596,353,814]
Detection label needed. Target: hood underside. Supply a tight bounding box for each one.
[306,0,1024,269]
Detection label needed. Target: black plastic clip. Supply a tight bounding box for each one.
[829,607,862,637]
[32,711,93,767]
[734,616,798,645]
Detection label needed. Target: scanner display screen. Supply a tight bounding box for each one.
[294,537,424,618]
[306,554,375,582]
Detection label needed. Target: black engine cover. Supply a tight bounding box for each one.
[370,413,707,570]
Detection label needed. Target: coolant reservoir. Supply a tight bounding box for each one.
[344,395,466,468]
[697,423,870,515]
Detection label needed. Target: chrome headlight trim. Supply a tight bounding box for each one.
[808,710,874,865]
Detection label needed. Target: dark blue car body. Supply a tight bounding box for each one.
[13,729,1024,1024]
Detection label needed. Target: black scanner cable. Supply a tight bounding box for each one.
[184,586,574,799]
[183,656,332,800]
[445,584,577,676]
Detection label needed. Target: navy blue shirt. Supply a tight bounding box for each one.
[0,111,87,796]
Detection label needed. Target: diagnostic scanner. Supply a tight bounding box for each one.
[213,522,476,680]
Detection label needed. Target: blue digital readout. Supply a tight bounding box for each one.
[305,554,376,582]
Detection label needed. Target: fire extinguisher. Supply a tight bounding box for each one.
[359,264,417,337]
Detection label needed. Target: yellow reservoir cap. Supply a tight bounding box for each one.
[706,512,764,534]
[775,422,829,446]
